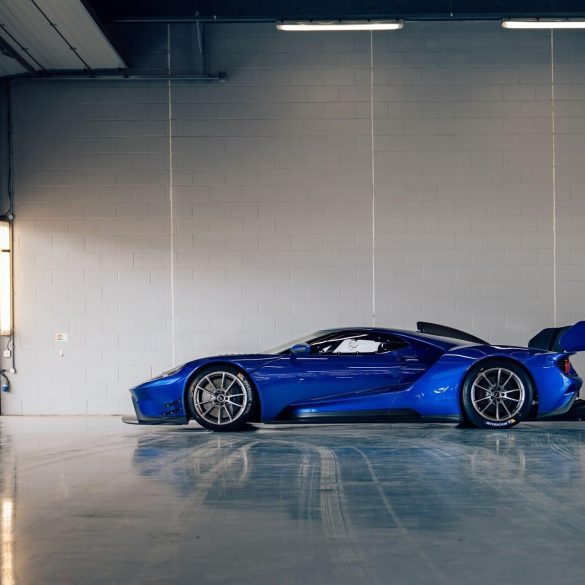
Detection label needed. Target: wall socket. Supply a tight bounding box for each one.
[2,349,11,358]
[55,332,68,342]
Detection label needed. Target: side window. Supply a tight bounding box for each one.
[309,331,407,355]
[332,338,380,354]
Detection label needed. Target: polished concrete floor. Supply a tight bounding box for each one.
[2,418,585,584]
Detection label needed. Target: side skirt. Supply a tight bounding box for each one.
[272,409,460,424]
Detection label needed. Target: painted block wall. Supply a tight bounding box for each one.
[373,25,554,345]
[2,22,583,414]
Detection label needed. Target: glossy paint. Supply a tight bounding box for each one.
[129,328,583,425]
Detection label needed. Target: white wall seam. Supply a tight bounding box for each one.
[550,29,557,327]
[370,30,376,327]
[167,23,176,365]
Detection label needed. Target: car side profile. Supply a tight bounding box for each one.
[124,322,585,432]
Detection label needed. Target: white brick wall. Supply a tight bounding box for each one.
[554,30,585,374]
[7,84,173,414]
[2,22,585,414]
[373,23,554,346]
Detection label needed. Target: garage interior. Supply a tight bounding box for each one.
[2,1,585,583]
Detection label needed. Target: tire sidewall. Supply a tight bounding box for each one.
[461,361,533,429]
[188,365,254,431]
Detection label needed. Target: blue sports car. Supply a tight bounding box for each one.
[125,322,585,431]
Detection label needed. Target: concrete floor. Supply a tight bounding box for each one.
[2,419,585,584]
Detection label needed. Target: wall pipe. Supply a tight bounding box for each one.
[3,72,226,83]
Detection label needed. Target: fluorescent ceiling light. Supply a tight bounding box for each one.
[502,18,585,29]
[277,20,403,31]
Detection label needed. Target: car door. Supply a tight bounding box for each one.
[283,330,405,403]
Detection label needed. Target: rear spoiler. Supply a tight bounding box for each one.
[416,322,487,345]
[529,321,585,353]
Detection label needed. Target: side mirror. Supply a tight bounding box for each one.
[290,343,312,356]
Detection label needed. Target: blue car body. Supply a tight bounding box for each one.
[127,325,583,426]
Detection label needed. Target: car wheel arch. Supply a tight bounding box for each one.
[459,356,539,419]
[182,361,262,423]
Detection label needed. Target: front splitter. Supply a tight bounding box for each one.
[122,415,188,426]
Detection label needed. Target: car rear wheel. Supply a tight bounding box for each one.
[188,366,255,432]
[462,361,534,429]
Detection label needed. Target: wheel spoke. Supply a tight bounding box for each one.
[474,395,492,403]
[500,401,513,418]
[501,371,514,388]
[225,399,242,407]
[495,402,500,420]
[223,404,233,422]
[202,404,215,417]
[224,378,237,393]
[502,397,521,403]
[194,399,214,406]
[203,375,217,391]
[497,368,502,386]
[479,400,494,414]
[479,373,492,387]
[227,392,245,398]
[195,383,212,395]
[474,382,491,392]
[221,372,226,390]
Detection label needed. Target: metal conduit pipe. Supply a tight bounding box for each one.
[4,72,226,83]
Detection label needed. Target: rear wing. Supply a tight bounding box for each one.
[528,321,585,353]
[416,322,487,345]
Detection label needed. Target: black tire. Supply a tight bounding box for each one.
[461,360,534,429]
[188,365,255,432]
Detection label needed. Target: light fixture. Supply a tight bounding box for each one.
[277,20,404,31]
[0,220,13,337]
[502,18,585,29]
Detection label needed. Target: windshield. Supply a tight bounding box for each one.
[262,330,327,354]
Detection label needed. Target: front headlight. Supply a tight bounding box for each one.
[153,364,184,380]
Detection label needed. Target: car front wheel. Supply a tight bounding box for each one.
[462,361,534,429]
[188,366,255,431]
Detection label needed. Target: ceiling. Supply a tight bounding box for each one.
[0,0,126,79]
[88,0,585,22]
[3,1,585,80]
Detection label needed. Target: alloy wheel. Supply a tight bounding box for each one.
[192,372,248,426]
[470,367,526,422]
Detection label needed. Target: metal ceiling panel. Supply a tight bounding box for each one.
[35,0,126,69]
[0,0,126,73]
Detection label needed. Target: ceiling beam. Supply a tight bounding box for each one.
[91,0,585,23]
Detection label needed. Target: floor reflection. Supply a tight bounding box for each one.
[2,498,14,585]
[132,424,585,533]
[2,418,585,585]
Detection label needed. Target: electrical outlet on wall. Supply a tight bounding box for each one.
[2,349,11,358]
[55,332,68,342]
